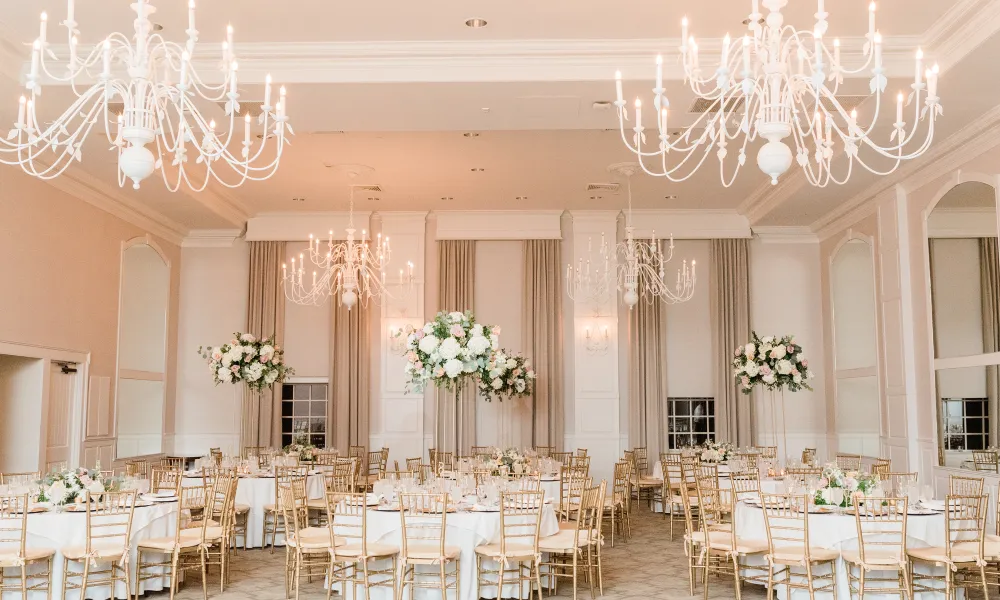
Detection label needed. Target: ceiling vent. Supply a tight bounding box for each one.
[586,183,621,193]
[352,184,383,194]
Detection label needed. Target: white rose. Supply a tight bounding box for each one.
[491,378,503,390]
[744,343,755,358]
[240,333,256,342]
[762,373,776,384]
[444,358,464,378]
[776,359,793,375]
[217,366,230,379]
[760,344,772,357]
[762,336,773,344]
[265,371,278,384]
[490,334,499,350]
[472,324,484,336]
[449,311,465,322]
[506,358,517,369]
[423,323,434,334]
[515,380,526,393]
[438,337,461,360]
[770,346,786,360]
[467,335,491,356]
[221,354,233,367]
[793,373,802,384]
[744,362,760,377]
[418,335,440,354]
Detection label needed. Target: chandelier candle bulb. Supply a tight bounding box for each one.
[868,2,876,41]
[226,24,233,54]
[874,32,882,69]
[264,74,272,108]
[721,35,730,68]
[742,36,751,75]
[615,71,623,104]
[230,61,238,95]
[929,63,939,97]
[221,41,228,64]
[655,54,663,91]
[29,41,39,82]
[179,51,188,87]
[752,0,759,17]
[833,38,841,69]
[16,96,24,128]
[814,31,822,66]
[681,17,688,49]
[66,0,74,25]
[634,98,641,128]
[25,100,32,133]
[39,12,47,47]
[68,35,77,68]
[915,48,923,86]
[279,86,287,115]
[188,0,195,33]
[896,92,903,123]
[690,38,699,71]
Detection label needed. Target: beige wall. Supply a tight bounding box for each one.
[0,168,181,465]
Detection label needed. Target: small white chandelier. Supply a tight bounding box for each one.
[283,187,396,310]
[0,0,291,191]
[565,232,613,310]
[615,0,942,187]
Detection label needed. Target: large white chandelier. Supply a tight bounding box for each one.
[615,0,942,186]
[0,0,291,190]
[283,187,395,310]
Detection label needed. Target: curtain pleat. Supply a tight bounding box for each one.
[522,240,564,450]
[628,297,667,460]
[436,240,477,454]
[980,238,1000,447]
[330,299,370,454]
[245,241,286,449]
[710,239,755,446]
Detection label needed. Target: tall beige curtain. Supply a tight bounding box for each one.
[329,299,370,454]
[436,240,477,454]
[245,241,286,449]
[980,238,1000,446]
[522,240,564,449]
[628,298,667,460]
[710,239,755,446]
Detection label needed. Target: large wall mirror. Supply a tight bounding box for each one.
[115,240,169,458]
[831,237,881,455]
[927,180,1000,466]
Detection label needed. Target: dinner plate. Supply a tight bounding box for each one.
[376,504,400,512]
[141,494,178,503]
[908,507,936,515]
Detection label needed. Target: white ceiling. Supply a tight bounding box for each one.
[0,0,996,237]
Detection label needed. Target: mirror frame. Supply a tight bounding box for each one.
[113,234,171,460]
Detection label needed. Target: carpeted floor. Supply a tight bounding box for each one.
[163,504,769,600]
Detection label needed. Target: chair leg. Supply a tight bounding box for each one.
[731,554,742,600]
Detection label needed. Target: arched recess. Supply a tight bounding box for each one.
[115,235,170,459]
[922,173,1000,466]
[829,230,881,456]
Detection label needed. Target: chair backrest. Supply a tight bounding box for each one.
[471,446,492,458]
[550,451,573,466]
[498,490,543,557]
[405,457,422,472]
[607,461,629,509]
[733,452,760,472]
[159,457,185,469]
[580,480,606,543]
[326,491,370,559]
[784,467,822,486]
[729,472,762,504]
[274,465,309,509]
[694,470,733,548]
[801,448,817,465]
[950,474,985,497]
[853,496,908,567]
[507,474,541,493]
[945,494,988,563]
[277,485,308,549]
[632,447,649,476]
[576,448,588,457]
[677,479,699,538]
[83,490,137,556]
[434,451,455,474]
[835,453,862,471]
[0,472,39,487]
[534,446,554,458]
[756,446,777,459]
[209,471,239,532]
[973,451,1000,473]
[178,483,213,545]
[760,493,813,560]
[349,445,366,459]
[242,446,266,459]
[569,455,591,477]
[125,460,148,478]
[150,467,182,495]
[0,494,29,561]
[368,450,386,478]
[399,493,450,561]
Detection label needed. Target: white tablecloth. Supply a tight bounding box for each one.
[649,463,783,513]
[10,502,178,600]
[181,473,325,548]
[329,504,559,600]
[734,501,949,600]
[540,478,560,504]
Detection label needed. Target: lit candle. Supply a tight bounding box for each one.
[721,34,730,68]
[226,24,234,54]
[660,108,668,133]
[833,38,841,69]
[868,3,876,42]
[896,92,903,123]
[690,38,699,71]
[221,41,228,64]
[230,61,238,95]
[244,113,250,146]
[30,40,39,80]
[39,12,47,46]
[282,263,287,278]
[67,0,74,24]
[102,39,110,77]
[188,0,196,32]
[279,85,287,116]
[655,54,663,90]
[615,70,622,104]
[329,229,333,245]
[264,74,272,108]
[179,50,189,87]
[850,108,858,133]
[16,95,25,128]
[742,35,751,75]
[929,63,939,97]
[209,119,216,133]
[874,32,882,70]
[25,99,33,132]
[634,98,641,128]
[681,17,688,45]
[915,48,923,86]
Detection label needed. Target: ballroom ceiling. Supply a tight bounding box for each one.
[0,0,997,236]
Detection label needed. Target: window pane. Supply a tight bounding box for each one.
[281,417,293,434]
[674,401,690,416]
[966,401,985,417]
[311,401,327,417]
[692,400,708,417]
[310,419,326,433]
[311,384,327,400]
[292,418,309,435]
[293,384,310,400]
[969,435,987,450]
[945,401,963,417]
[281,434,292,447]
[310,434,326,447]
[967,417,985,434]
[282,384,294,401]
[281,401,293,418]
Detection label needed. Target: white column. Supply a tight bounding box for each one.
[566,211,621,483]
[374,212,428,464]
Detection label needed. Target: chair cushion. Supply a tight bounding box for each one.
[180,526,225,541]
[332,542,398,558]
[908,543,982,564]
[403,543,461,561]
[137,536,202,552]
[538,530,593,552]
[0,547,55,567]
[286,527,335,549]
[234,503,250,513]
[842,547,906,567]
[62,541,127,561]
[705,531,767,555]
[475,542,538,560]
[769,544,840,563]
[637,477,661,488]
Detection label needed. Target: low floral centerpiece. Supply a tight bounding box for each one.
[198,332,294,390]
[479,350,536,401]
[490,447,528,476]
[700,440,734,463]
[813,463,879,508]
[36,468,120,507]
[732,332,814,394]
[400,311,499,392]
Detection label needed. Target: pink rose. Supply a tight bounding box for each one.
[231,365,239,373]
[450,324,465,337]
[791,368,799,376]
[229,339,238,346]
[415,361,423,369]
[734,348,742,357]
[741,376,750,386]
[406,351,417,361]
[435,367,445,377]
[414,330,426,340]
[801,359,808,367]
[491,326,501,335]
[760,365,771,375]
[818,477,829,487]
[259,356,268,363]
[513,368,521,376]
[787,345,795,353]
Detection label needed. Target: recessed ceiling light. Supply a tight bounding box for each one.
[440,196,454,201]
[291,197,305,202]
[664,195,678,200]
[515,196,529,200]
[592,101,613,110]
[470,167,485,172]
[589,195,604,200]
[463,132,480,138]
[481,107,491,113]
[465,18,488,28]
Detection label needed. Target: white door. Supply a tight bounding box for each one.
[45,363,76,470]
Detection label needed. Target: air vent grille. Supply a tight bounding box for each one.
[352,184,383,193]
[586,183,621,193]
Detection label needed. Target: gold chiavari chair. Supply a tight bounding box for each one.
[871,461,892,479]
[836,453,863,471]
[973,450,1000,473]
[908,494,989,600]
[151,467,183,495]
[398,493,461,599]
[279,484,333,600]
[676,478,704,596]
[534,446,554,458]
[242,446,266,459]
[366,450,387,488]
[730,472,762,505]
[576,448,588,457]
[756,446,778,460]
[475,490,545,600]
[0,493,55,598]
[263,466,308,553]
[550,451,573,466]
[600,461,628,546]
[209,448,223,467]
[632,447,660,507]
[0,472,40,487]
[539,480,604,600]
[159,457,185,470]
[657,457,689,541]
[760,493,839,600]
[699,476,768,600]
[734,451,760,473]
[202,467,247,552]
[801,448,817,465]
[569,455,591,478]
[125,460,149,478]
[60,490,137,600]
[325,491,397,599]
[434,451,455,475]
[843,496,910,600]
[471,445,492,457]
[405,457,422,472]
[136,485,211,600]
[198,473,239,589]
[950,474,985,497]
[784,467,823,487]
[559,468,591,526]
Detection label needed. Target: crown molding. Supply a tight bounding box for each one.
[927,207,999,238]
[752,226,819,244]
[923,0,1000,73]
[812,103,1000,240]
[182,229,244,248]
[43,168,187,245]
[180,188,250,228]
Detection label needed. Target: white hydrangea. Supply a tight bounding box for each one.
[467,335,491,356]
[438,337,461,360]
[776,359,793,375]
[418,335,440,354]
[444,358,464,378]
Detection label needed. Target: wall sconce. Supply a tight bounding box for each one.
[388,325,409,355]
[584,324,610,354]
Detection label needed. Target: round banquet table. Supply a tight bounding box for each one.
[540,477,560,504]
[650,463,783,513]
[181,472,325,548]
[328,504,560,600]
[10,501,178,600]
[734,501,952,600]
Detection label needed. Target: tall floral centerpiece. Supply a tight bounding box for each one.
[732,332,814,462]
[400,311,498,392]
[478,350,536,401]
[198,332,294,390]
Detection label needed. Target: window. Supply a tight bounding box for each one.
[666,397,715,449]
[941,397,989,451]
[280,383,328,448]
